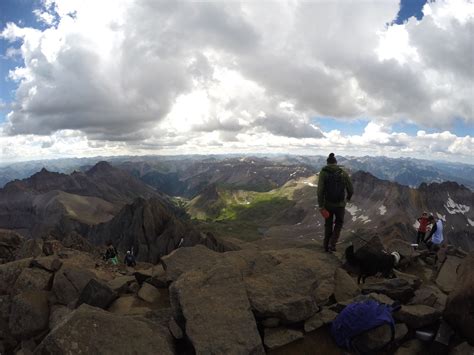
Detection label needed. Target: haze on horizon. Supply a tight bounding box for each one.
[0,0,473,164]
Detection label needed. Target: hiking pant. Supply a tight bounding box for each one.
[416,231,425,244]
[324,206,345,250]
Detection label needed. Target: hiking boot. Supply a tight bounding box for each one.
[329,246,337,252]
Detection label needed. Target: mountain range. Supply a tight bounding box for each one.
[0,156,472,255]
[2,154,474,190]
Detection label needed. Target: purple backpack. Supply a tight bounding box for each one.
[331,300,396,352]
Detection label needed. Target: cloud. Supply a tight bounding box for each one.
[0,0,472,162]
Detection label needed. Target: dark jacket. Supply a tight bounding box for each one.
[317,164,353,209]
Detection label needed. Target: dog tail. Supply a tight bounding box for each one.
[345,244,357,265]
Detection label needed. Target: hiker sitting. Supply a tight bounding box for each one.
[105,242,119,265]
[124,251,136,267]
[424,215,444,263]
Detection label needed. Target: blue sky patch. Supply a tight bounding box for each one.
[312,117,368,135]
[395,0,427,24]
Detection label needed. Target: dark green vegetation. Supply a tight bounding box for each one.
[187,183,310,241]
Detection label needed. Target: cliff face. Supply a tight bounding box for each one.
[349,171,474,250]
[88,197,216,263]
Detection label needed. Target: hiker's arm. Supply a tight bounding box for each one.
[317,171,325,208]
[426,223,437,241]
[345,172,354,202]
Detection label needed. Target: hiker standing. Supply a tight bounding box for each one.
[318,153,353,252]
[124,250,137,267]
[416,212,429,245]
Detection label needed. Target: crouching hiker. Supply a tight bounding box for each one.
[105,242,119,265]
[424,215,444,264]
[124,250,136,267]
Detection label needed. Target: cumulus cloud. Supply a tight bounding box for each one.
[0,0,472,162]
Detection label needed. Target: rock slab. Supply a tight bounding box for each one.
[35,304,174,354]
[170,265,264,355]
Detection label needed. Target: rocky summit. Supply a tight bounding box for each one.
[0,226,472,354]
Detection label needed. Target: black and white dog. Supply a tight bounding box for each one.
[345,244,401,284]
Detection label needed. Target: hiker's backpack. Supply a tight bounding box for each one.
[324,168,345,203]
[330,300,396,353]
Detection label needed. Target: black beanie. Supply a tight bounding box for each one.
[327,153,337,164]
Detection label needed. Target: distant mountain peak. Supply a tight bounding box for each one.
[86,161,116,175]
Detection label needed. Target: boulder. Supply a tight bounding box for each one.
[245,248,338,323]
[245,263,319,323]
[34,304,174,354]
[0,258,32,295]
[450,342,474,355]
[444,252,474,343]
[29,257,62,272]
[361,278,415,303]
[264,327,304,350]
[170,265,264,355]
[134,268,154,285]
[161,245,220,282]
[352,323,408,352]
[137,282,161,304]
[108,295,153,316]
[436,256,463,293]
[353,235,386,255]
[15,239,43,260]
[168,318,183,340]
[76,279,117,309]
[107,275,136,293]
[333,268,359,302]
[333,293,396,313]
[148,264,168,288]
[304,308,338,333]
[394,305,441,329]
[49,305,72,330]
[62,232,95,253]
[9,291,49,338]
[12,267,53,295]
[0,229,24,263]
[42,240,63,256]
[394,339,425,355]
[409,285,447,312]
[51,266,96,305]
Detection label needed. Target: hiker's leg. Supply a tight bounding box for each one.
[416,231,423,244]
[330,207,345,249]
[324,209,335,251]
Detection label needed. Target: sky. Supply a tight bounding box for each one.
[0,0,473,164]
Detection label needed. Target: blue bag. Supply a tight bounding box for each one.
[331,300,396,352]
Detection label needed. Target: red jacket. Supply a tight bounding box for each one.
[417,217,429,233]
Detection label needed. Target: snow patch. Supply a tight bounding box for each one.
[379,205,387,215]
[444,195,470,215]
[346,203,360,216]
[347,203,370,223]
[303,181,316,187]
[468,218,474,227]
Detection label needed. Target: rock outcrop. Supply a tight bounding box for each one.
[444,252,474,343]
[170,264,265,354]
[35,304,174,354]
